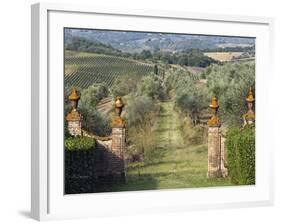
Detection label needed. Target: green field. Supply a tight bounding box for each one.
[65,51,157,89]
[102,101,232,192]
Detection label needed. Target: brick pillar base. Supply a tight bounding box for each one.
[207,126,223,178]
[111,127,126,181]
[67,119,82,136]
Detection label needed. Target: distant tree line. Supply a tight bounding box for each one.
[203,46,255,53]
[150,49,218,67]
[65,37,129,58]
[65,37,219,67]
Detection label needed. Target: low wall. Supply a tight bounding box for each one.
[65,138,125,194]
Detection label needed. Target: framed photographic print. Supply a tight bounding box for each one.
[31,2,274,221]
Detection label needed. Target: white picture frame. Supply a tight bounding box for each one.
[31,2,275,221]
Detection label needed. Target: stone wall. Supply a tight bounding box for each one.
[94,138,125,182]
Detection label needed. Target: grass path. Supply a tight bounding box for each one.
[111,101,232,192]
[154,101,184,149]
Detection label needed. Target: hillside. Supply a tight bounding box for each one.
[64,51,157,89]
[65,29,255,53]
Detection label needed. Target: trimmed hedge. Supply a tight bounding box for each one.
[65,149,96,194]
[64,136,96,194]
[226,126,255,185]
[65,136,95,151]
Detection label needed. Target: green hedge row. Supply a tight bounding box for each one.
[65,136,96,151]
[226,126,255,185]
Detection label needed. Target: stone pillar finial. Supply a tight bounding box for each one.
[69,88,80,110]
[66,88,82,136]
[207,96,221,127]
[243,87,255,125]
[111,96,126,128]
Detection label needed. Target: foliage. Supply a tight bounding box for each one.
[65,144,96,194]
[154,64,158,75]
[226,126,255,185]
[200,66,212,79]
[165,69,208,123]
[137,75,166,100]
[180,116,206,145]
[65,136,96,151]
[126,128,160,164]
[79,84,109,110]
[80,108,111,136]
[65,37,125,57]
[111,74,140,97]
[175,86,208,123]
[125,95,160,162]
[204,46,255,53]
[125,95,156,129]
[152,49,218,67]
[206,62,255,125]
[137,50,153,60]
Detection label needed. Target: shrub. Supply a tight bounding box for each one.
[165,69,208,124]
[226,126,255,185]
[180,116,206,145]
[80,107,111,136]
[125,95,161,163]
[80,84,109,110]
[137,75,166,100]
[111,74,140,97]
[125,95,156,129]
[65,136,96,151]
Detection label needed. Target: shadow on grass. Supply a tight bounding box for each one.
[128,159,192,171]
[100,173,159,192]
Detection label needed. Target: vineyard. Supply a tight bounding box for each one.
[65,51,157,89]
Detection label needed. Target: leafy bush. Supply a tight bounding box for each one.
[80,107,111,136]
[226,126,255,185]
[180,116,206,145]
[125,95,156,129]
[65,136,96,151]
[80,84,109,110]
[111,74,140,97]
[137,75,166,100]
[165,69,208,124]
[125,95,160,162]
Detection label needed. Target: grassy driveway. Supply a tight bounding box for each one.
[111,101,232,192]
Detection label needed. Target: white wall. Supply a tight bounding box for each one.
[0,0,279,223]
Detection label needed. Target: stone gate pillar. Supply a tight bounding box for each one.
[111,97,126,180]
[207,96,223,178]
[66,88,82,136]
